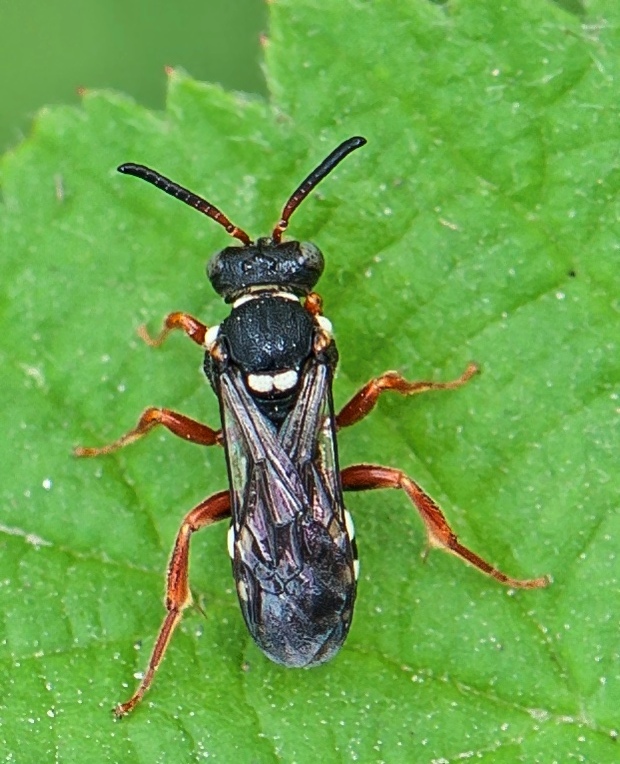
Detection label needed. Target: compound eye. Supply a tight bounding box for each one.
[298,242,324,272]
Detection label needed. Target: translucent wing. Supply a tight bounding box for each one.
[219,358,357,667]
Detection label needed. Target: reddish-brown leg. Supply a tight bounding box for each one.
[115,489,231,717]
[341,464,550,589]
[74,408,222,457]
[336,362,479,429]
[139,311,207,347]
[304,292,323,316]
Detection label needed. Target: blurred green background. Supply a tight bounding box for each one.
[0,0,267,153]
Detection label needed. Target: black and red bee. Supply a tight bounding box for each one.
[76,137,549,717]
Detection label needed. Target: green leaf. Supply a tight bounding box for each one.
[1,1,618,761]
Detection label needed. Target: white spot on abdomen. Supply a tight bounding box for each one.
[344,509,355,540]
[237,579,248,601]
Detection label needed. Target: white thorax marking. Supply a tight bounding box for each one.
[315,315,333,338]
[247,369,299,394]
[232,290,299,309]
[204,324,220,350]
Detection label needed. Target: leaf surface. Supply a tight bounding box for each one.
[1,1,618,761]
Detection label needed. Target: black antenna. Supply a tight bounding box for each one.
[271,136,367,244]
[118,164,252,246]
